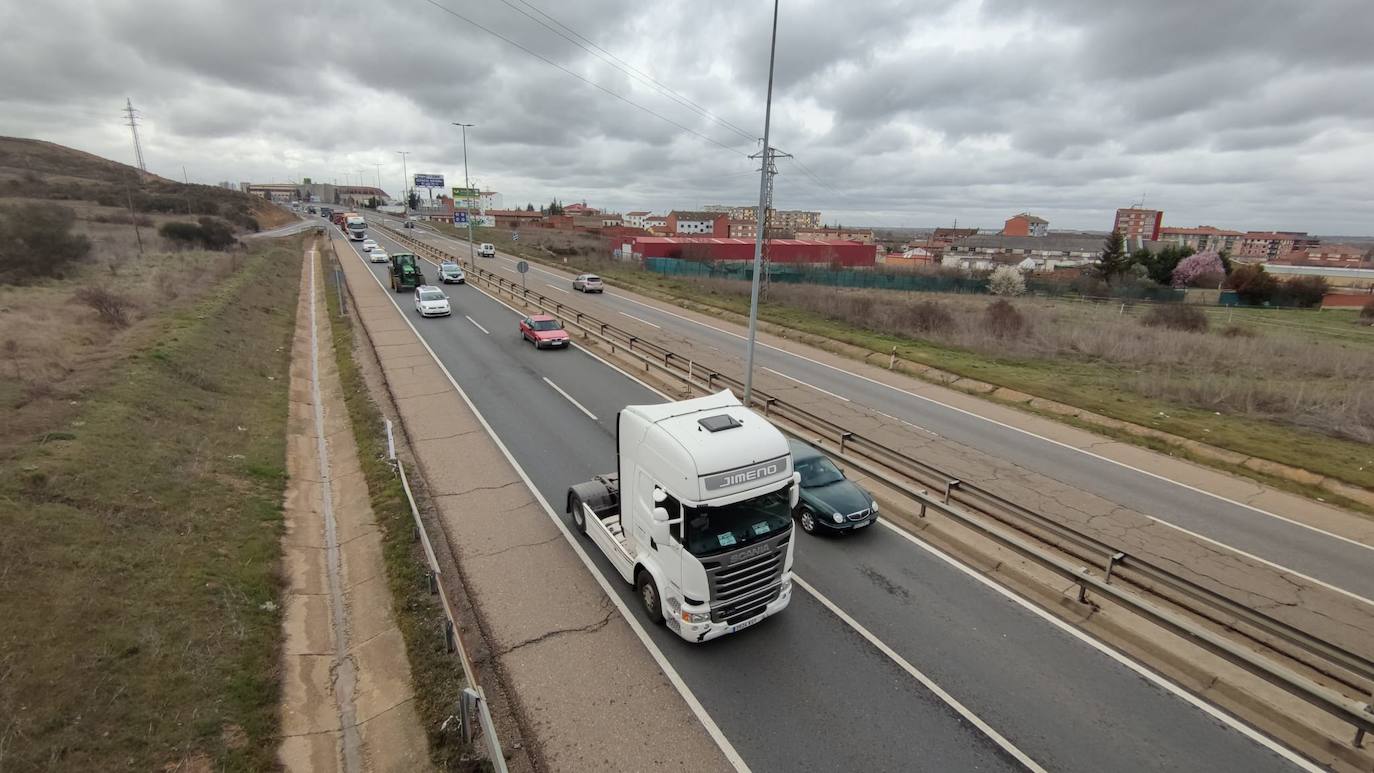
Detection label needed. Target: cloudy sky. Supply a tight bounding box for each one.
[3,0,1371,233]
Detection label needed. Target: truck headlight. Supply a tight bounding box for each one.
[681,610,710,624]
[832,512,844,524]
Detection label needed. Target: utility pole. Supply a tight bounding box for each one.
[452,123,477,264]
[748,144,790,301]
[373,163,384,194]
[123,98,147,174]
[396,151,410,211]
[743,0,781,406]
[181,165,192,214]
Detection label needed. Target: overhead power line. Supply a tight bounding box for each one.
[419,0,750,157]
[500,0,757,143]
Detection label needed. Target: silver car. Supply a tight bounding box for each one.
[572,274,604,293]
[414,286,451,317]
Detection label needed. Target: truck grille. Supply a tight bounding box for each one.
[702,532,789,625]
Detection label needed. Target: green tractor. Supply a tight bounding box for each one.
[389,252,423,292]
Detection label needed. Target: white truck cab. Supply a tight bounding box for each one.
[567,390,798,643]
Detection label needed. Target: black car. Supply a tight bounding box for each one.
[789,438,879,534]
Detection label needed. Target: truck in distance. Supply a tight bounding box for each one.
[567,390,798,643]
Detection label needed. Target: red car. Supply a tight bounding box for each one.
[519,314,570,349]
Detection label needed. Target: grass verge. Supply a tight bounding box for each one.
[433,222,1374,497]
[318,241,471,770]
[0,237,302,771]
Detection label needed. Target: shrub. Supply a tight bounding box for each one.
[158,218,237,250]
[0,203,93,283]
[1275,275,1329,308]
[1170,251,1225,287]
[74,286,133,327]
[1361,298,1374,324]
[1069,274,1110,298]
[983,299,1025,337]
[988,265,1027,296]
[1226,264,1278,306]
[159,221,203,246]
[897,301,954,334]
[1221,324,1257,338]
[1142,304,1209,332]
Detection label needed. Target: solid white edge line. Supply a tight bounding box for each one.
[545,284,568,293]
[793,576,1047,773]
[762,366,851,402]
[873,519,1325,773]
[343,240,753,773]
[542,376,598,421]
[576,274,1374,561]
[618,311,662,329]
[373,231,1321,769]
[465,315,490,335]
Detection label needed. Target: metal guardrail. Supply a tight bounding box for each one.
[378,223,1374,745]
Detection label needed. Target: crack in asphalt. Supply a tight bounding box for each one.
[494,602,616,658]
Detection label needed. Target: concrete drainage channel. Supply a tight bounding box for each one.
[379,222,1374,765]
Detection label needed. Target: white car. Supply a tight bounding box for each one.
[414,286,451,317]
[362,239,378,252]
[369,249,389,264]
[477,243,496,258]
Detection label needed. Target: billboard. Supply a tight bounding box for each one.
[452,187,479,199]
[414,174,445,188]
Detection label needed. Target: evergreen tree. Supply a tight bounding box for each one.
[1097,230,1131,284]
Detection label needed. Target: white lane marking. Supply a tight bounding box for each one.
[343,242,752,773]
[437,248,1320,769]
[639,298,1374,557]
[618,311,661,329]
[795,577,1048,772]
[872,408,940,437]
[873,520,1324,772]
[762,366,850,402]
[542,377,598,421]
[545,284,568,293]
[465,315,490,335]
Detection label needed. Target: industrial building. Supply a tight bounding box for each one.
[619,236,877,267]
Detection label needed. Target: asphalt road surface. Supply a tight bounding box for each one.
[383,218,1374,608]
[340,226,1304,773]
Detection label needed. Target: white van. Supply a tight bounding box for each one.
[477,243,496,258]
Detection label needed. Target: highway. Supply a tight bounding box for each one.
[344,226,1305,772]
[386,219,1374,610]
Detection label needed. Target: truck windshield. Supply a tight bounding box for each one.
[683,485,792,557]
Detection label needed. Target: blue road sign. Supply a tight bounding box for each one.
[454,211,468,224]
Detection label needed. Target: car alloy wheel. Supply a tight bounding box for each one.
[799,508,816,533]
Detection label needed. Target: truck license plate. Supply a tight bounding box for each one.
[727,614,763,635]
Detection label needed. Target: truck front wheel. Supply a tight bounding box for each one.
[568,495,587,535]
[636,570,664,625]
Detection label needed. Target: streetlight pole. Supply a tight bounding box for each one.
[452,122,476,264]
[743,0,780,407]
[396,151,410,213]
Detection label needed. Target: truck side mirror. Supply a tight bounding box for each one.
[652,487,667,505]
[789,473,801,509]
[652,506,670,523]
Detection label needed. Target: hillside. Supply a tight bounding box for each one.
[0,136,293,230]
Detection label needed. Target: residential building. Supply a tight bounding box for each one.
[1237,231,1319,260]
[1113,207,1163,242]
[932,227,979,243]
[1272,243,1369,268]
[793,226,875,244]
[601,215,623,227]
[623,211,652,229]
[1158,226,1244,254]
[710,206,822,235]
[667,210,729,236]
[943,234,1120,272]
[486,209,545,228]
[644,215,669,234]
[564,202,600,216]
[728,220,757,239]
[1003,213,1049,237]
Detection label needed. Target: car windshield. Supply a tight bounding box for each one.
[418,290,445,301]
[796,456,844,487]
[441,263,459,272]
[530,319,562,331]
[683,485,792,557]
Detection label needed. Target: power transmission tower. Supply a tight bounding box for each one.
[748,145,790,299]
[124,98,147,173]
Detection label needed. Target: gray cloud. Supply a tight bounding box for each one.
[0,0,1370,233]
